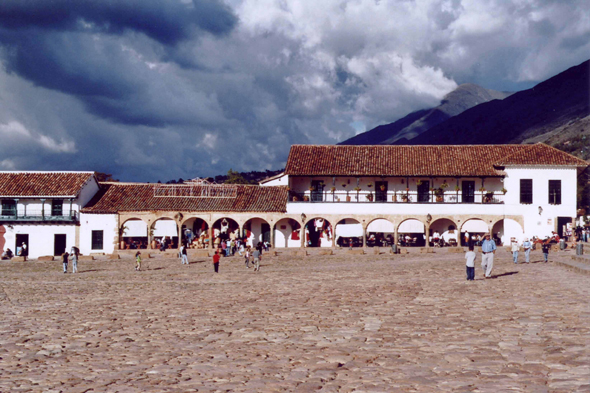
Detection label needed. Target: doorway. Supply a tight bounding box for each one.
[15,234,29,257]
[54,234,67,256]
[462,181,475,203]
[417,180,430,202]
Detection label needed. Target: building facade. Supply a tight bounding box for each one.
[0,143,587,258]
[0,172,99,258]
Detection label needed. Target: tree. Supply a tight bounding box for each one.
[95,172,118,182]
[225,169,251,184]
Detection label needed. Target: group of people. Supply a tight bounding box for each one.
[61,247,80,273]
[464,234,553,281]
[1,242,28,260]
[214,242,264,273]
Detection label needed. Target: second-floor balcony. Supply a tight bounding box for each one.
[289,189,505,204]
[0,210,78,222]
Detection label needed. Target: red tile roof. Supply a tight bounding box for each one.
[0,172,95,197]
[82,183,288,214]
[284,143,588,177]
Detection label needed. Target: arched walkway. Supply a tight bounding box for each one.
[460,219,489,246]
[212,218,239,248]
[244,217,271,248]
[366,218,395,247]
[274,218,301,248]
[397,219,425,247]
[335,218,363,248]
[120,218,148,249]
[429,218,458,247]
[182,217,210,249]
[151,218,179,250]
[492,218,524,246]
[304,217,333,248]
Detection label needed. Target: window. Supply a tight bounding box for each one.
[1,199,16,216]
[51,199,63,216]
[549,180,561,205]
[91,230,104,250]
[520,179,533,204]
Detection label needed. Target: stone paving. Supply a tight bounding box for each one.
[0,249,589,392]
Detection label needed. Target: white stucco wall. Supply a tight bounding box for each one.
[79,213,118,255]
[260,173,288,186]
[122,219,148,237]
[1,223,77,258]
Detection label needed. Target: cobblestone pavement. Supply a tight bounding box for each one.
[0,250,589,392]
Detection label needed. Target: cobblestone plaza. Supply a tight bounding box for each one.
[1,250,589,392]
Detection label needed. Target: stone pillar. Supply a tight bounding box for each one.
[40,198,44,220]
[425,223,431,248]
[209,226,214,250]
[362,224,367,249]
[331,223,336,248]
[177,221,182,249]
[69,198,73,219]
[270,222,276,249]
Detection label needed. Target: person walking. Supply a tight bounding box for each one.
[180,244,188,265]
[70,247,79,273]
[465,243,476,281]
[252,248,261,272]
[135,251,142,271]
[213,250,220,273]
[511,238,520,264]
[481,233,496,278]
[62,251,69,273]
[244,246,251,268]
[522,238,532,263]
[542,240,550,263]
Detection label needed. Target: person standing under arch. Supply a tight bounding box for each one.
[481,234,496,278]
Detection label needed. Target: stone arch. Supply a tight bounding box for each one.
[120,218,149,249]
[274,218,301,248]
[397,218,426,247]
[212,217,240,248]
[181,217,210,249]
[429,218,459,247]
[335,218,363,248]
[244,217,271,247]
[460,218,489,246]
[304,217,333,248]
[150,217,179,250]
[492,218,524,246]
[366,218,395,247]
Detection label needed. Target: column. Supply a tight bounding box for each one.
[270,222,276,249]
[177,221,182,249]
[425,223,431,248]
[209,226,214,250]
[69,198,73,219]
[362,224,367,249]
[40,198,44,220]
[331,223,336,248]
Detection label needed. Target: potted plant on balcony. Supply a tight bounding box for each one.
[401,194,409,202]
[478,187,486,192]
[303,195,309,201]
[354,186,361,192]
[484,192,494,203]
[441,181,449,189]
[342,183,347,188]
[435,188,444,202]
[416,180,423,186]
[366,193,374,202]
[367,182,373,188]
[330,186,336,193]
[292,195,299,202]
[309,185,315,192]
[501,187,507,195]
[454,185,461,192]
[380,184,386,191]
[392,191,397,202]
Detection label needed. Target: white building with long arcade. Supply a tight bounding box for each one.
[0,143,587,258]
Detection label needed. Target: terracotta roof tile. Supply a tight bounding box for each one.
[284,143,587,177]
[82,183,288,214]
[0,172,95,197]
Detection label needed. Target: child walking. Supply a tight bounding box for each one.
[465,243,476,281]
[542,240,550,263]
[213,250,220,273]
[244,246,251,268]
[135,251,142,271]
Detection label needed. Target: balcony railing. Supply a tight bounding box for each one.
[289,190,505,204]
[0,210,78,222]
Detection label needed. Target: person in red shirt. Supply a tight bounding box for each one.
[212,250,220,273]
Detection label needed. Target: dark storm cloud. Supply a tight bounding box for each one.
[0,0,588,182]
[0,0,237,44]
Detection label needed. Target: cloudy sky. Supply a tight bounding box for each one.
[0,0,588,181]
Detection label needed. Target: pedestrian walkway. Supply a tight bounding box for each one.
[0,251,588,392]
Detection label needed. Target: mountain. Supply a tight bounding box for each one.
[339,84,512,145]
[404,59,590,146]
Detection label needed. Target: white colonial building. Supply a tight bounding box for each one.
[267,143,588,248]
[0,143,587,258]
[0,172,99,258]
